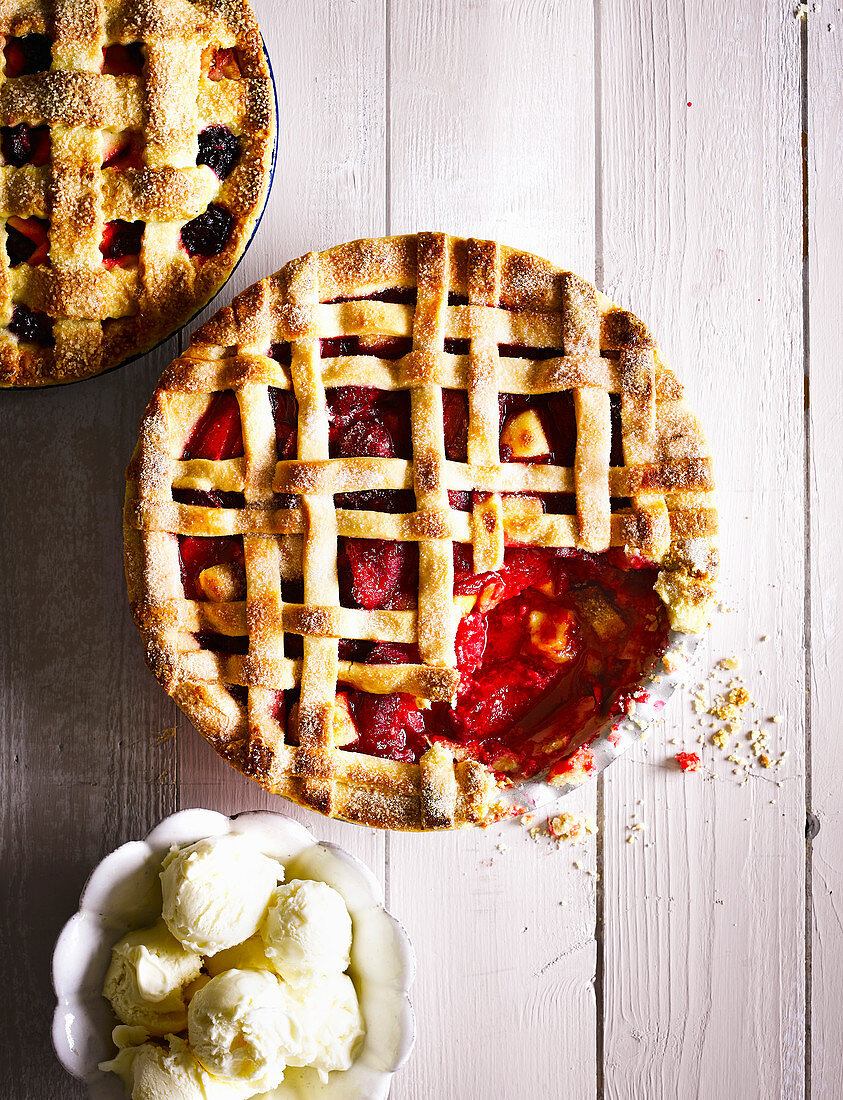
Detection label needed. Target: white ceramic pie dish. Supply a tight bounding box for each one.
[513,628,703,812]
[51,808,415,1100]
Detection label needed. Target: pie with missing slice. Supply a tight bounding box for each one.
[0,0,275,387]
[124,232,717,830]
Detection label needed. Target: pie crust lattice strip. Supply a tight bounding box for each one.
[0,0,274,387]
[125,232,718,830]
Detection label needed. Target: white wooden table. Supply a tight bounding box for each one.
[1,2,839,1097]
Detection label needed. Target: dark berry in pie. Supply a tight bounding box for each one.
[1,124,50,167]
[100,220,144,267]
[269,342,292,365]
[197,125,241,180]
[180,204,234,258]
[8,304,54,347]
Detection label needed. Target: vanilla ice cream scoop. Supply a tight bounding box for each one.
[103,919,203,1034]
[99,1033,253,1100]
[290,972,365,1080]
[160,833,281,953]
[260,879,352,986]
[204,934,274,977]
[188,969,307,1090]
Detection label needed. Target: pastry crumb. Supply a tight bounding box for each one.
[548,812,596,843]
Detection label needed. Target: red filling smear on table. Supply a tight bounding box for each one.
[676,751,701,773]
[174,341,669,779]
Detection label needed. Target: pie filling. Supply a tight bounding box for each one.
[1,123,50,167]
[175,360,670,782]
[334,545,668,778]
[197,125,241,180]
[101,42,145,77]
[180,203,234,259]
[3,34,52,77]
[102,130,145,171]
[100,219,144,268]
[6,215,49,267]
[8,304,54,346]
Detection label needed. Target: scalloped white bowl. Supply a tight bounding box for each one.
[51,809,415,1100]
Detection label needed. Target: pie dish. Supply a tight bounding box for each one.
[124,232,718,830]
[0,0,275,388]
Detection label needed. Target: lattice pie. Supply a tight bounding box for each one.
[125,233,718,830]
[0,0,274,387]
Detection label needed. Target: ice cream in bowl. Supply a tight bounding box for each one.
[51,809,415,1100]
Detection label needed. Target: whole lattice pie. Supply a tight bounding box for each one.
[0,0,274,387]
[125,233,718,830]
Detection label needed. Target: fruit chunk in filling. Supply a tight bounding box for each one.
[175,379,670,778]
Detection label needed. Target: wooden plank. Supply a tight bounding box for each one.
[599,3,806,1097]
[0,346,184,1100]
[387,2,598,1097]
[174,0,389,855]
[807,4,843,1096]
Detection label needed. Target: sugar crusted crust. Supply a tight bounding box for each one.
[0,0,274,387]
[124,232,718,830]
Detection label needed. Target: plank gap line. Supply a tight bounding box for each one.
[800,11,812,1100]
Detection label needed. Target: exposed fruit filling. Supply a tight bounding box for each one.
[208,47,241,81]
[341,547,668,770]
[175,337,670,779]
[102,131,144,170]
[173,390,245,509]
[8,303,54,346]
[1,123,50,167]
[101,43,144,76]
[197,125,241,180]
[181,203,234,258]
[4,34,52,77]
[6,216,48,266]
[100,219,144,267]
